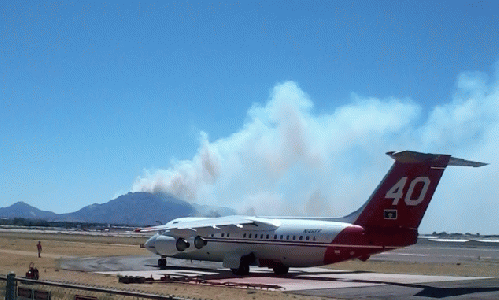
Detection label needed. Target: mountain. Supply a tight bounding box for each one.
[0,202,57,220]
[59,192,195,225]
[1,193,238,226]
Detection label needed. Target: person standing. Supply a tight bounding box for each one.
[36,241,42,258]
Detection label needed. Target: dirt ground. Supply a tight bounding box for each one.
[0,231,325,300]
[2,231,498,300]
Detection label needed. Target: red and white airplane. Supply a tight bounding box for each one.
[139,151,487,275]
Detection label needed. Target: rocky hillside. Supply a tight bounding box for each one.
[58,192,195,225]
[1,192,236,226]
[0,202,57,220]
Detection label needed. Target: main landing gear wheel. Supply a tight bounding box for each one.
[231,253,254,276]
[158,258,167,269]
[272,265,289,275]
[231,264,249,276]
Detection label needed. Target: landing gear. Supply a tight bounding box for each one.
[231,264,249,276]
[158,257,167,269]
[359,255,370,262]
[231,253,255,276]
[272,265,289,275]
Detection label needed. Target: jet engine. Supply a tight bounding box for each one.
[176,238,190,251]
[146,235,192,256]
[147,235,178,256]
[194,236,207,249]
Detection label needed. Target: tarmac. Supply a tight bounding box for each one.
[59,240,499,299]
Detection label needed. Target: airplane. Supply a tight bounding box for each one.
[138,150,487,275]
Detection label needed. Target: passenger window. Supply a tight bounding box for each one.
[306,236,310,241]
[243,233,247,238]
[266,234,269,239]
[221,233,224,237]
[293,236,296,240]
[286,235,289,240]
[299,236,303,240]
[313,236,316,241]
[227,233,230,238]
[274,235,277,239]
[211,234,214,237]
[260,234,264,239]
[280,235,283,240]
[248,233,251,238]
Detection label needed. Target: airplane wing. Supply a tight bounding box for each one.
[134,224,171,233]
[136,215,281,238]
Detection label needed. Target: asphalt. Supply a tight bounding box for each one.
[370,239,499,264]
[59,241,499,299]
[293,278,499,300]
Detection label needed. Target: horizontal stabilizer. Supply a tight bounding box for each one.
[386,151,488,167]
[448,156,488,167]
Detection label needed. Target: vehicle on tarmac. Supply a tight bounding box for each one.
[138,151,487,275]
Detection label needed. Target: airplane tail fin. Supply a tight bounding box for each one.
[350,151,487,231]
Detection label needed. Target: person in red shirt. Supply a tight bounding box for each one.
[36,241,42,258]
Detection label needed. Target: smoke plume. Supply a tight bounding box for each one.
[131,68,499,233]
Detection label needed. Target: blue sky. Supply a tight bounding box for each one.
[1,0,499,233]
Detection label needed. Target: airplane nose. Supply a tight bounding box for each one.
[145,234,159,254]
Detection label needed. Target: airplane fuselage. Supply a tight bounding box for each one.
[145,218,394,268]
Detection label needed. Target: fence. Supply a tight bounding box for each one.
[0,276,5,300]
[0,274,196,300]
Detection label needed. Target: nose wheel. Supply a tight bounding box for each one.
[158,257,167,268]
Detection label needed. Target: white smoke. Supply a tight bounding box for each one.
[131,67,499,233]
[132,132,221,201]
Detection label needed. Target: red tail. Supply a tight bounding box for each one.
[324,151,486,263]
[353,151,451,230]
[325,151,487,260]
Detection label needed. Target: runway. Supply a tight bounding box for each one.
[59,240,499,299]
[370,238,499,263]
